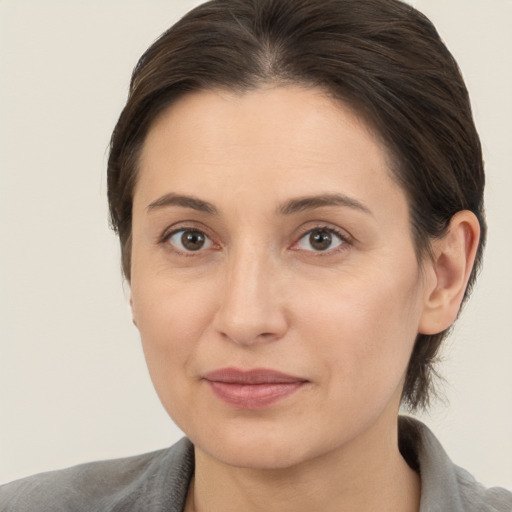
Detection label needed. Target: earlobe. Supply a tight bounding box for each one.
[129,294,138,328]
[419,210,481,335]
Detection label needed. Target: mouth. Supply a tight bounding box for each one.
[202,368,308,409]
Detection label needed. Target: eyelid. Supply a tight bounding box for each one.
[290,224,353,254]
[159,220,213,241]
[159,223,219,255]
[171,229,213,250]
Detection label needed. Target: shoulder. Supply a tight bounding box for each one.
[453,464,512,512]
[0,438,194,512]
[399,416,512,512]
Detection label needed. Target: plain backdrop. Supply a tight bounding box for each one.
[1,0,511,488]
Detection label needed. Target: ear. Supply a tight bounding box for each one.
[419,210,481,335]
[129,294,138,328]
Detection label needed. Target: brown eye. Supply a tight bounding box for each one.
[309,230,332,250]
[181,231,205,251]
[168,229,212,252]
[296,228,344,252]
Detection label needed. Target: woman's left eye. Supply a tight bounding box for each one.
[295,228,345,252]
[167,229,213,252]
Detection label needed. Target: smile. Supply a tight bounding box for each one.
[203,368,308,409]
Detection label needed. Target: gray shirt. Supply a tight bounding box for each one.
[1,417,511,511]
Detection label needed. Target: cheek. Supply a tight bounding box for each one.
[129,272,224,432]
[130,272,216,378]
[295,266,424,395]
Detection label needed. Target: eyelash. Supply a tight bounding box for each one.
[160,226,217,256]
[292,225,350,255]
[160,224,351,256]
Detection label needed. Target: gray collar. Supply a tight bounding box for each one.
[399,416,511,511]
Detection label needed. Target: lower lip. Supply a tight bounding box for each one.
[206,381,305,409]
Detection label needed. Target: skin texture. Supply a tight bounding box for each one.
[129,86,479,512]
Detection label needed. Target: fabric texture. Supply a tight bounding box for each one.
[1,417,510,511]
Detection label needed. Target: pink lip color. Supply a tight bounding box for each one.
[203,368,307,409]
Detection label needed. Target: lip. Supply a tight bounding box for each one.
[203,368,308,409]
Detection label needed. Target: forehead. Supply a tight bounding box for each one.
[135,85,407,221]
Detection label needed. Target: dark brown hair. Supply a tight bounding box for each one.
[107,0,486,410]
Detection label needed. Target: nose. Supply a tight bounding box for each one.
[212,246,288,346]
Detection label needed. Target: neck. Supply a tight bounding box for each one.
[185,415,421,512]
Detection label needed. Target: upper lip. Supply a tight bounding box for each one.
[203,367,307,384]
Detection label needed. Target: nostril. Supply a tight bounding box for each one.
[217,327,285,347]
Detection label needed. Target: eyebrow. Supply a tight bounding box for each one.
[146,192,372,217]
[146,193,218,214]
[278,193,373,216]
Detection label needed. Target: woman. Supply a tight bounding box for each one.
[2,0,511,510]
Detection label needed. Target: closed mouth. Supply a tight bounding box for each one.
[203,367,308,409]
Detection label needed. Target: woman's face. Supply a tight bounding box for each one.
[130,86,434,469]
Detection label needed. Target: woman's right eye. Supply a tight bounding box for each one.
[166,229,213,253]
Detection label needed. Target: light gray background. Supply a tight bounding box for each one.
[1,0,511,488]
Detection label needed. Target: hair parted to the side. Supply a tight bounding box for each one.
[107,0,486,411]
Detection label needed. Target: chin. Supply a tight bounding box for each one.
[185,416,341,471]
[201,435,314,470]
